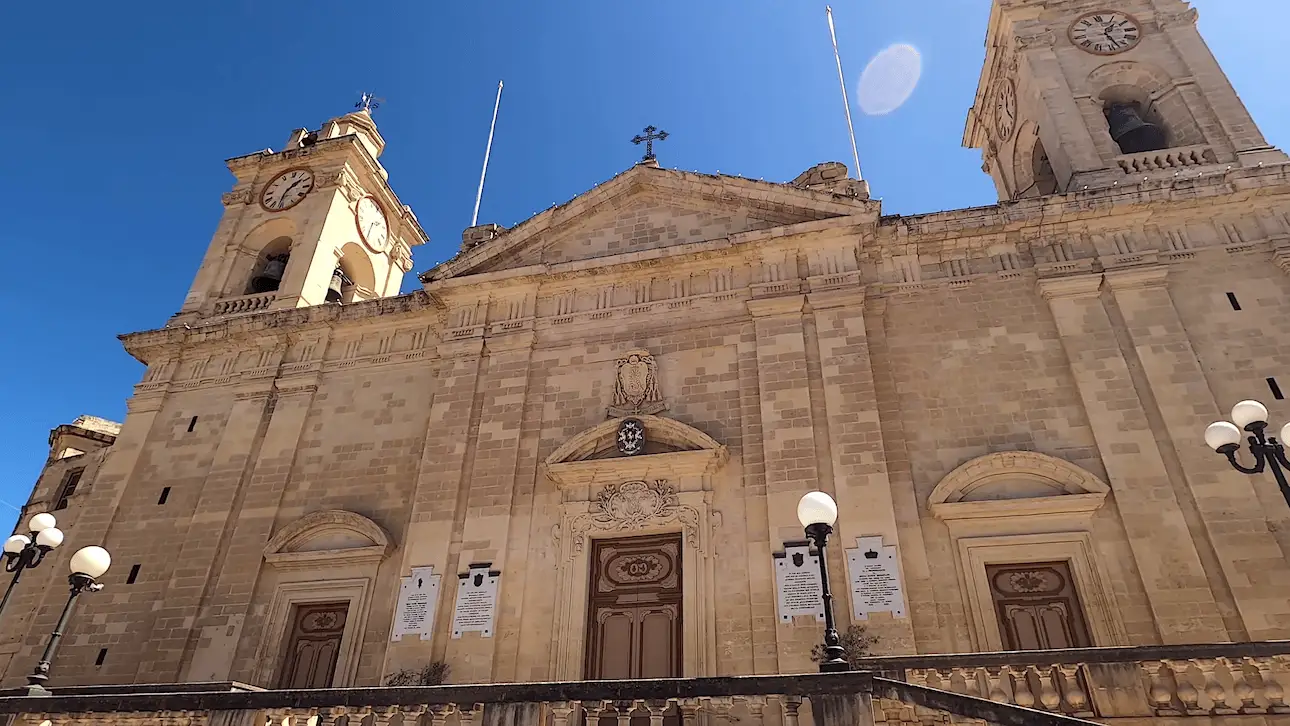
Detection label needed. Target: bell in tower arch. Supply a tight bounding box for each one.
[250,254,288,294]
[326,267,347,303]
[1106,103,1168,155]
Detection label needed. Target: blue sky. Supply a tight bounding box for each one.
[0,0,1285,521]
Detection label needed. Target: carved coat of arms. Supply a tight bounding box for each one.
[609,349,666,417]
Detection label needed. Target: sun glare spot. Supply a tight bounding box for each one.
[857,43,922,116]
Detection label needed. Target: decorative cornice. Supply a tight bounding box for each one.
[807,286,866,311]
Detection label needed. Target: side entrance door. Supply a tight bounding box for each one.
[277,601,349,689]
[986,561,1093,650]
[585,533,683,680]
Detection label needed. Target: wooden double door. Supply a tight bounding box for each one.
[986,561,1092,650]
[277,601,349,689]
[585,534,683,680]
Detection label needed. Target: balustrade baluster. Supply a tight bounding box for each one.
[1148,661,1180,716]
[743,695,767,726]
[1195,658,1236,715]
[678,699,702,726]
[1007,666,1034,709]
[1252,657,1290,714]
[1055,664,1092,717]
[1032,666,1061,711]
[983,667,1008,703]
[643,700,669,726]
[778,697,801,726]
[427,705,455,726]
[1222,659,1259,714]
[1166,660,1206,716]
[614,702,633,726]
[458,704,482,726]
[704,697,734,726]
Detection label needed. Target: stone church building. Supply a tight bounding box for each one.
[6,0,1290,708]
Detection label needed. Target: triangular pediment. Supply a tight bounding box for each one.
[425,163,873,281]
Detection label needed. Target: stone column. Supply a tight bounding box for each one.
[1037,274,1227,642]
[747,294,821,669]
[1104,266,1290,640]
[807,287,915,652]
[447,332,536,683]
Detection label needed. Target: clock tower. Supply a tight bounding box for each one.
[964,0,1287,200]
[171,108,426,325]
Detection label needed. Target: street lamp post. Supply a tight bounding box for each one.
[0,513,64,621]
[1205,399,1290,509]
[26,545,111,697]
[797,491,849,673]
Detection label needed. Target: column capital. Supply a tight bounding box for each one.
[746,294,805,318]
[1104,265,1169,292]
[1036,273,1102,301]
[808,286,866,311]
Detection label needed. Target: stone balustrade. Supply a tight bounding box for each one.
[4,644,1289,726]
[212,292,277,316]
[1115,145,1219,174]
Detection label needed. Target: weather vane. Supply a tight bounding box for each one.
[355,92,385,113]
[631,125,669,162]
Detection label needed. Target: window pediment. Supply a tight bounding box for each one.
[263,509,392,570]
[544,415,727,489]
[930,451,1109,533]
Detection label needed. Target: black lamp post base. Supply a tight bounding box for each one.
[25,682,51,697]
[818,657,850,673]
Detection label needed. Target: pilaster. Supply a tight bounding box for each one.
[1036,273,1227,642]
[807,287,915,652]
[1103,267,1290,640]
[746,294,821,669]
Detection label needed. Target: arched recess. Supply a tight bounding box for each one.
[225,217,297,298]
[1087,60,1205,151]
[544,415,728,679]
[1010,122,1058,199]
[929,451,1127,650]
[263,508,392,569]
[336,243,377,303]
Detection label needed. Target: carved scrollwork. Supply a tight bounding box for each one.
[567,480,701,557]
[222,188,253,207]
[1157,8,1198,29]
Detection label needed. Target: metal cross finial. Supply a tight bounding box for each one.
[355,92,384,113]
[631,125,669,162]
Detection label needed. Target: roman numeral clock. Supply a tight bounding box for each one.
[1069,10,1142,55]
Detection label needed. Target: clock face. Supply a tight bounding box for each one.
[995,81,1017,142]
[355,196,389,252]
[260,168,314,212]
[1069,11,1142,55]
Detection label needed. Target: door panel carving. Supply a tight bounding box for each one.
[586,534,682,680]
[986,561,1092,650]
[276,601,348,689]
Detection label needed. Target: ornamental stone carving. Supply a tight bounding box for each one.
[592,480,678,529]
[609,349,665,417]
[221,189,252,206]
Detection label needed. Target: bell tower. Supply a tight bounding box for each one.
[171,107,427,325]
[964,0,1286,200]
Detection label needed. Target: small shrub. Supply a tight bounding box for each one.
[384,661,451,686]
[809,624,878,666]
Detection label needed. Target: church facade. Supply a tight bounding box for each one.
[6,0,1290,701]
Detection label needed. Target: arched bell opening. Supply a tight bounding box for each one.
[1031,138,1058,196]
[333,243,376,304]
[247,236,293,294]
[1100,86,1170,155]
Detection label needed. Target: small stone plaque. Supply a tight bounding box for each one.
[845,536,907,619]
[451,563,500,638]
[391,566,441,642]
[774,543,825,623]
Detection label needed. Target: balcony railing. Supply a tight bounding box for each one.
[1,643,1287,726]
[211,292,277,316]
[1115,145,1218,174]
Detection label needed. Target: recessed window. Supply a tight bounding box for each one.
[187,416,198,433]
[157,487,171,505]
[53,469,83,511]
[126,564,140,585]
[1227,292,1241,311]
[1269,378,1285,401]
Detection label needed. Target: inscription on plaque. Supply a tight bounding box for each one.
[391,566,441,642]
[774,543,824,623]
[451,563,500,638]
[845,536,907,619]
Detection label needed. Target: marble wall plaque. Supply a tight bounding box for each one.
[391,566,441,642]
[845,536,907,619]
[774,542,825,623]
[451,563,500,638]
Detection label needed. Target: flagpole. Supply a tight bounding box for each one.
[826,6,863,180]
[471,80,504,228]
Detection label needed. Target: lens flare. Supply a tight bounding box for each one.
[857,44,922,116]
